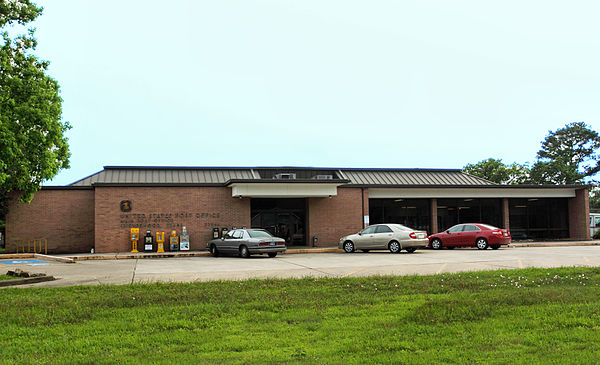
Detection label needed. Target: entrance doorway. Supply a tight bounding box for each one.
[251,198,307,245]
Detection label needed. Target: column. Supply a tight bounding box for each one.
[502,198,510,230]
[430,198,438,234]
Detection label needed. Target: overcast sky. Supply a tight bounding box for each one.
[30,0,600,185]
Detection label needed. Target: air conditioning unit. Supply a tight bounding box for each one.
[313,174,333,180]
[274,173,296,180]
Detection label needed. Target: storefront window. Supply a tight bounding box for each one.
[437,198,502,231]
[509,198,568,240]
[369,199,430,233]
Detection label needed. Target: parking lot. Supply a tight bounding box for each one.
[2,245,600,287]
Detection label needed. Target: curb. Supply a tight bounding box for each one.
[65,247,343,261]
[69,251,212,261]
[0,253,75,263]
[0,275,56,287]
[508,241,600,248]
[283,248,342,254]
[34,254,75,264]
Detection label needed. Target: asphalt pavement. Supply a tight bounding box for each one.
[2,245,600,288]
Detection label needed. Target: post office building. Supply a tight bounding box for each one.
[4,166,590,253]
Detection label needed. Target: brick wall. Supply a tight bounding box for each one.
[94,186,250,252]
[5,189,95,253]
[307,187,365,247]
[569,187,590,240]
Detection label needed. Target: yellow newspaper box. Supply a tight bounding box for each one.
[156,232,165,253]
[130,228,140,253]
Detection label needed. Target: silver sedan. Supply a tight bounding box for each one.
[207,229,286,258]
[338,223,428,253]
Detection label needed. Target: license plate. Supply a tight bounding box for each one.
[270,242,276,246]
[417,234,425,239]
[503,233,508,237]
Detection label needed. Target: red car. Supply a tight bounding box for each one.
[429,223,511,250]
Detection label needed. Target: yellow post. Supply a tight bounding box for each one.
[28,239,34,253]
[130,228,140,253]
[15,239,23,253]
[156,232,165,253]
[41,238,48,254]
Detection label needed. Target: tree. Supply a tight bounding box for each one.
[0,0,70,216]
[463,158,530,184]
[529,122,600,185]
[589,185,600,210]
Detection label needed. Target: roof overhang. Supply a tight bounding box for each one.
[368,187,583,199]
[229,182,344,198]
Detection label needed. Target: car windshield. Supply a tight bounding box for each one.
[391,224,413,231]
[479,224,499,230]
[247,230,274,238]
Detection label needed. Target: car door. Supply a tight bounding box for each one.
[445,225,465,246]
[460,224,481,246]
[220,230,238,252]
[354,226,377,249]
[374,225,394,249]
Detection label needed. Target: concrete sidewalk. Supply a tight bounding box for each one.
[55,239,600,261]
[507,240,600,248]
[59,246,343,261]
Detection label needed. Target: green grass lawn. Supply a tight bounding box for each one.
[0,274,12,281]
[1,267,599,364]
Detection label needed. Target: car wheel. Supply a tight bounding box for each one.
[491,244,501,250]
[476,238,489,250]
[431,238,442,250]
[268,252,277,258]
[239,245,250,258]
[405,247,417,253]
[343,241,355,253]
[209,244,219,257]
[361,249,370,253]
[388,241,401,253]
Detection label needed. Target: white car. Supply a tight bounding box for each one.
[338,224,428,253]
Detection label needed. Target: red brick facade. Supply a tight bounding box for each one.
[3,185,593,254]
[307,187,366,247]
[5,189,95,254]
[94,186,250,252]
[569,188,590,240]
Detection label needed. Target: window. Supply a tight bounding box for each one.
[448,225,463,233]
[479,224,499,230]
[594,216,600,228]
[248,230,273,238]
[375,225,393,233]
[369,198,430,233]
[462,225,481,232]
[437,198,502,231]
[224,231,234,239]
[509,198,568,239]
[232,230,243,239]
[361,226,376,235]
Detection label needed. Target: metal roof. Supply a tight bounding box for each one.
[70,167,255,186]
[341,169,496,186]
[68,166,497,187]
